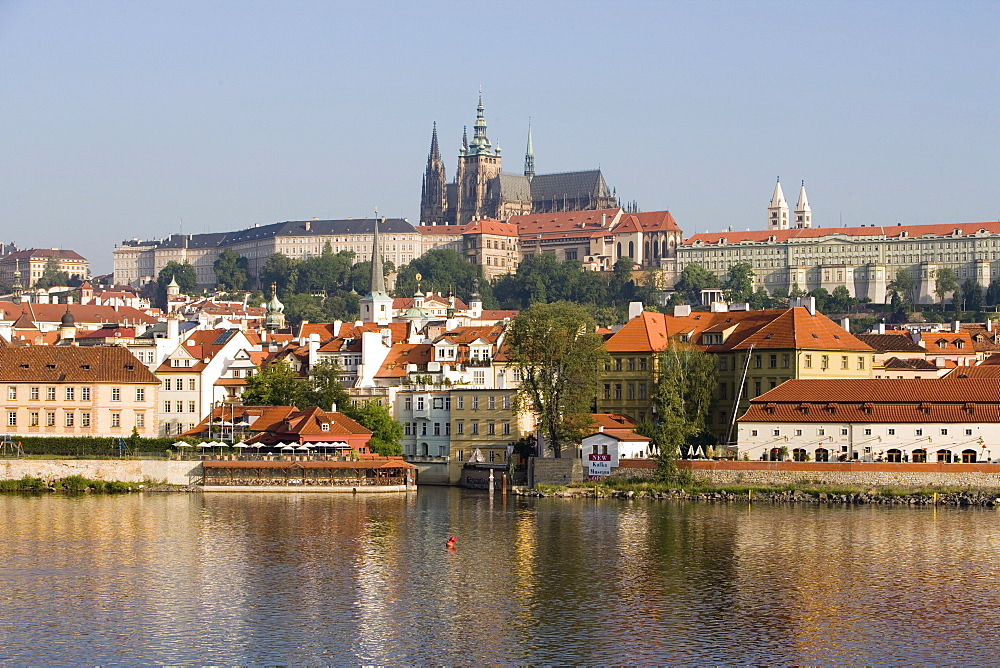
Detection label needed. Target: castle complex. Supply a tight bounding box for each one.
[419,95,618,226]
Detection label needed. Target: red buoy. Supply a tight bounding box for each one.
[446,536,456,550]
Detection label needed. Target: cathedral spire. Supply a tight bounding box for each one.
[429,121,441,162]
[768,177,789,230]
[468,93,493,156]
[359,217,393,325]
[794,180,812,228]
[460,125,468,157]
[524,119,535,178]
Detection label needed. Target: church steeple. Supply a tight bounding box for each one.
[359,217,393,325]
[794,180,812,228]
[768,177,789,230]
[467,93,494,156]
[524,120,535,178]
[420,122,448,225]
[459,126,468,157]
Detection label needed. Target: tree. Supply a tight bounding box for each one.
[934,267,959,308]
[156,261,198,308]
[722,262,755,302]
[302,358,351,412]
[213,248,249,291]
[987,279,1000,307]
[642,342,716,480]
[673,263,719,306]
[828,286,858,314]
[961,279,984,314]
[34,258,70,288]
[808,287,831,313]
[394,248,490,306]
[504,302,609,458]
[888,269,916,307]
[259,253,300,295]
[349,401,403,456]
[241,359,306,407]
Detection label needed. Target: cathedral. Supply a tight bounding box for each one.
[420,95,618,226]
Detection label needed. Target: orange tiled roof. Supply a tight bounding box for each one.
[0,345,158,383]
[685,221,1000,245]
[511,208,621,236]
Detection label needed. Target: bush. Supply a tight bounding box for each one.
[7,436,182,457]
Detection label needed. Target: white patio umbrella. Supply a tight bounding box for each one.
[296,444,311,451]
[173,441,192,449]
[686,445,695,458]
[197,441,214,449]
[232,443,248,449]
[695,445,706,458]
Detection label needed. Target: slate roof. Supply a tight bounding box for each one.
[856,334,925,354]
[497,173,532,202]
[0,345,158,383]
[122,219,417,250]
[529,170,611,201]
[883,357,938,371]
[3,248,87,261]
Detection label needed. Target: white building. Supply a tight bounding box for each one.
[738,378,1000,463]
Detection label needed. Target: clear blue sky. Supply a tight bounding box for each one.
[1,0,997,274]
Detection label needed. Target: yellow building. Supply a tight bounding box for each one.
[447,388,529,484]
[600,304,874,442]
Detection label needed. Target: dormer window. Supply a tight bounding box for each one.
[321,423,330,432]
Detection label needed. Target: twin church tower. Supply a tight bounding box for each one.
[420,94,618,226]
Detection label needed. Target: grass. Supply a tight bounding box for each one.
[0,475,141,494]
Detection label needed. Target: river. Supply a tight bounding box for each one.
[0,487,997,664]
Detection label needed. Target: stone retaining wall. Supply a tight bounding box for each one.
[0,459,202,487]
[615,459,1000,489]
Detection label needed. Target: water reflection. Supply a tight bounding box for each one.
[0,490,997,664]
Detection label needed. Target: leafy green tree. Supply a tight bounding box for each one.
[748,286,772,310]
[34,258,71,288]
[349,401,403,456]
[934,267,959,309]
[282,293,326,328]
[213,248,249,291]
[828,285,858,314]
[673,263,719,306]
[888,269,916,307]
[259,253,300,295]
[394,249,490,306]
[302,358,351,412]
[641,342,716,481]
[808,287,831,313]
[961,279,984,314]
[294,245,355,294]
[987,279,1000,307]
[769,287,789,309]
[156,261,198,308]
[850,315,879,334]
[723,262,755,302]
[504,301,609,458]
[241,359,306,407]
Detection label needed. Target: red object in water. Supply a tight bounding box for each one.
[446,536,456,550]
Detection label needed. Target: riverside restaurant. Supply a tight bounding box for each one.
[201,458,417,492]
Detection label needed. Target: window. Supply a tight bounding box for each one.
[404,397,412,411]
[405,423,411,436]
[719,382,728,400]
[456,421,464,435]
[136,388,145,402]
[29,412,39,427]
[841,356,849,370]
[471,421,479,435]
[966,429,973,436]
[81,387,90,401]
[639,383,647,400]
[841,428,848,435]
[821,355,829,370]
[417,397,425,411]
[614,384,622,400]
[915,428,923,436]
[865,428,872,435]
[857,357,865,370]
[7,387,15,401]
[30,387,38,401]
[188,401,196,413]
[473,370,485,384]
[472,396,479,410]
[940,428,948,435]
[639,357,647,371]
[628,358,636,371]
[888,428,895,435]
[502,395,510,410]
[176,401,183,413]
[769,355,777,369]
[719,357,728,371]
[188,379,196,391]
[488,422,495,435]
[614,358,622,371]
[136,414,145,429]
[112,388,121,402]
[46,412,55,427]
[751,429,758,437]
[818,428,826,436]
[164,379,172,391]
[457,396,464,410]
[65,413,74,427]
[433,398,444,410]
[46,387,56,401]
[111,413,120,428]
[754,355,762,369]
[782,354,790,369]
[604,384,611,400]
[503,422,510,435]
[458,450,463,462]
[754,381,761,397]
[627,384,635,400]
[7,411,16,427]
[65,387,75,401]
[81,413,90,427]
[804,355,812,369]
[488,396,496,410]
[164,402,172,413]
[795,429,802,436]
[433,423,441,436]
[772,429,780,436]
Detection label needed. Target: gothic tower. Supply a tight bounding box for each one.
[794,180,812,228]
[419,122,449,225]
[524,120,535,179]
[455,93,502,226]
[768,177,789,230]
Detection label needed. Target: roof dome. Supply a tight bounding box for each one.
[60,307,75,327]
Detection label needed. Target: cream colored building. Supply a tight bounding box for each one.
[0,346,159,438]
[113,218,421,289]
[0,249,90,287]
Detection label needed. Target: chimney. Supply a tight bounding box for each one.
[308,333,320,367]
[988,318,994,332]
[331,402,337,413]
[628,302,644,320]
[953,320,961,333]
[841,317,850,332]
[673,304,692,317]
[878,322,886,335]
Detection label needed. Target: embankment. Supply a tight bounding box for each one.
[0,459,201,487]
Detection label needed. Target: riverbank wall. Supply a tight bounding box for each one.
[616,459,1000,490]
[0,459,201,486]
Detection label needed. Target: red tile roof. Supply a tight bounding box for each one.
[0,345,158,383]
[510,208,622,236]
[685,221,1000,245]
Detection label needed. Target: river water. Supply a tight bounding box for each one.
[1,487,998,665]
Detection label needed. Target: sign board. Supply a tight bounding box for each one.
[588,453,612,479]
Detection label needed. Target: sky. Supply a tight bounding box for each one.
[1,0,997,274]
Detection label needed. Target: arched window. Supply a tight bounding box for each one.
[936,449,952,463]
[628,241,634,258]
[814,448,829,462]
[644,241,650,258]
[792,448,807,461]
[912,449,927,463]
[617,242,622,258]
[962,449,978,463]
[886,449,902,463]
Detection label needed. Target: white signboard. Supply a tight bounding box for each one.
[588,453,612,479]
